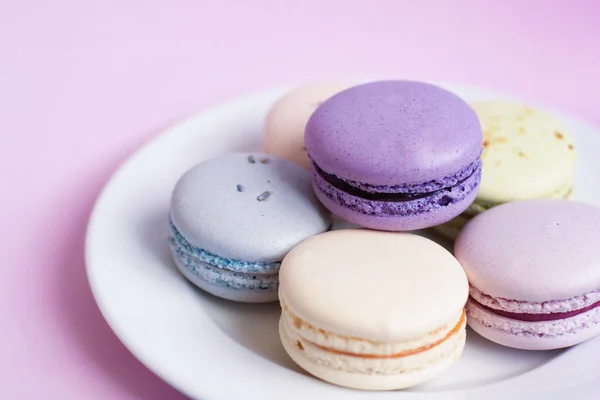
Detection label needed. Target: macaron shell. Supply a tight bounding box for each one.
[170,153,331,262]
[467,300,600,350]
[263,83,350,169]
[305,80,482,186]
[455,199,600,302]
[472,102,575,203]
[279,229,469,342]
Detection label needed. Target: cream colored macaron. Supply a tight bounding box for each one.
[474,102,575,202]
[436,101,576,240]
[263,83,350,169]
[278,229,468,391]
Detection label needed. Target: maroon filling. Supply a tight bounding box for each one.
[474,298,600,322]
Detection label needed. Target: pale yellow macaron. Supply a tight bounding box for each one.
[263,83,350,169]
[278,229,468,390]
[436,101,576,240]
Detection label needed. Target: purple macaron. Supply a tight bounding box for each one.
[455,199,600,350]
[305,80,482,231]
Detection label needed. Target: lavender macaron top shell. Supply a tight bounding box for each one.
[305,80,482,187]
[455,199,600,302]
[170,153,331,263]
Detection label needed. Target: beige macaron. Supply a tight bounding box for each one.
[263,83,350,169]
[278,229,468,390]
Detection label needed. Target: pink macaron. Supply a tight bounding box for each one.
[263,83,350,169]
[455,199,600,350]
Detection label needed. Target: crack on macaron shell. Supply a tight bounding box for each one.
[170,244,278,291]
[169,219,280,274]
[312,162,481,217]
[314,156,482,195]
[470,286,600,315]
[281,301,464,357]
[466,299,600,338]
[280,314,466,376]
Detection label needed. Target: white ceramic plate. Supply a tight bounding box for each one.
[86,83,600,400]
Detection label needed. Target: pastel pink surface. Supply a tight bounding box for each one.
[2,1,600,399]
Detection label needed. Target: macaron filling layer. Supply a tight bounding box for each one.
[314,157,481,199]
[467,299,600,338]
[469,286,600,323]
[312,159,482,216]
[280,302,466,375]
[476,300,600,322]
[171,245,278,291]
[309,313,465,359]
[281,300,465,358]
[281,301,463,356]
[169,219,280,274]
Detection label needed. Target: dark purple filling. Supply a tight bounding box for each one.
[475,298,600,322]
[314,162,480,202]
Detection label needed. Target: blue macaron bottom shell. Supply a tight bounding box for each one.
[169,220,279,303]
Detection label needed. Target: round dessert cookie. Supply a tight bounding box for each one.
[436,102,576,240]
[455,199,600,350]
[278,229,468,390]
[263,83,350,169]
[305,80,483,231]
[169,153,331,303]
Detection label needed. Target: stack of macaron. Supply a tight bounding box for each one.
[166,79,598,391]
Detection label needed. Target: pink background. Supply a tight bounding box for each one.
[1,0,599,398]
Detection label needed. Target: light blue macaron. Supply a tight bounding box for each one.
[169,153,331,302]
